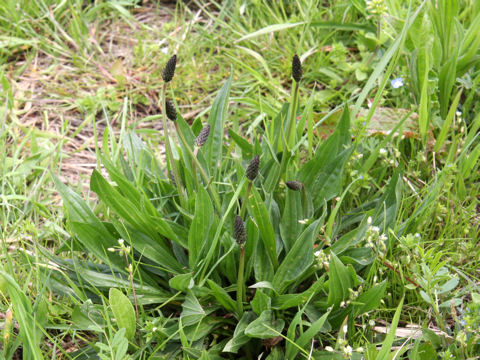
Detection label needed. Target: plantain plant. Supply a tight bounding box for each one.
[46,54,404,358]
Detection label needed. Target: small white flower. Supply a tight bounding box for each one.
[161,47,169,54]
[118,239,125,246]
[379,148,387,156]
[325,346,334,352]
[367,217,372,225]
[107,247,116,252]
[344,345,353,356]
[314,250,321,257]
[391,77,404,89]
[152,327,157,332]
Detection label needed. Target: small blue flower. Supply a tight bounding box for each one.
[391,77,404,89]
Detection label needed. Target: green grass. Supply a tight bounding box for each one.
[0,0,479,358]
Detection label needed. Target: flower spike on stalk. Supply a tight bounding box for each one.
[165,99,177,121]
[286,180,303,191]
[162,54,177,83]
[292,54,302,82]
[234,215,247,244]
[195,124,210,147]
[245,155,260,182]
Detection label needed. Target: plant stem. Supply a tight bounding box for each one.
[239,181,252,219]
[287,81,300,150]
[124,253,139,320]
[276,80,300,189]
[236,244,245,318]
[161,83,186,208]
[174,122,222,212]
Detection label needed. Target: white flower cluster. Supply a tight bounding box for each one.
[314,249,330,270]
[366,0,387,15]
[365,217,388,256]
[107,238,131,256]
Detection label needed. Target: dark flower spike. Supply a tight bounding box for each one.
[292,54,302,82]
[165,99,177,121]
[162,54,177,83]
[286,181,303,191]
[234,215,247,244]
[195,124,210,147]
[245,155,260,181]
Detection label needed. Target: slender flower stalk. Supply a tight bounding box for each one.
[287,54,301,150]
[160,84,186,208]
[173,121,221,213]
[192,125,210,190]
[276,54,302,190]
[234,215,247,317]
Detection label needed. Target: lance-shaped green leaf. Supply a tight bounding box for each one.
[244,310,284,339]
[249,186,278,269]
[109,288,136,340]
[273,219,322,294]
[204,73,232,177]
[188,187,214,268]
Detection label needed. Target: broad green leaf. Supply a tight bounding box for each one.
[188,187,214,268]
[205,74,232,177]
[109,288,136,340]
[272,276,326,310]
[90,170,155,240]
[249,186,278,269]
[206,279,236,314]
[353,281,387,317]
[272,219,322,294]
[228,128,253,157]
[244,310,284,339]
[279,187,303,252]
[223,312,256,353]
[181,291,205,326]
[249,281,277,294]
[112,221,184,274]
[71,300,104,331]
[169,273,194,292]
[286,309,331,359]
[52,175,123,270]
[327,253,354,308]
[251,289,271,315]
[254,236,274,282]
[299,107,352,209]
